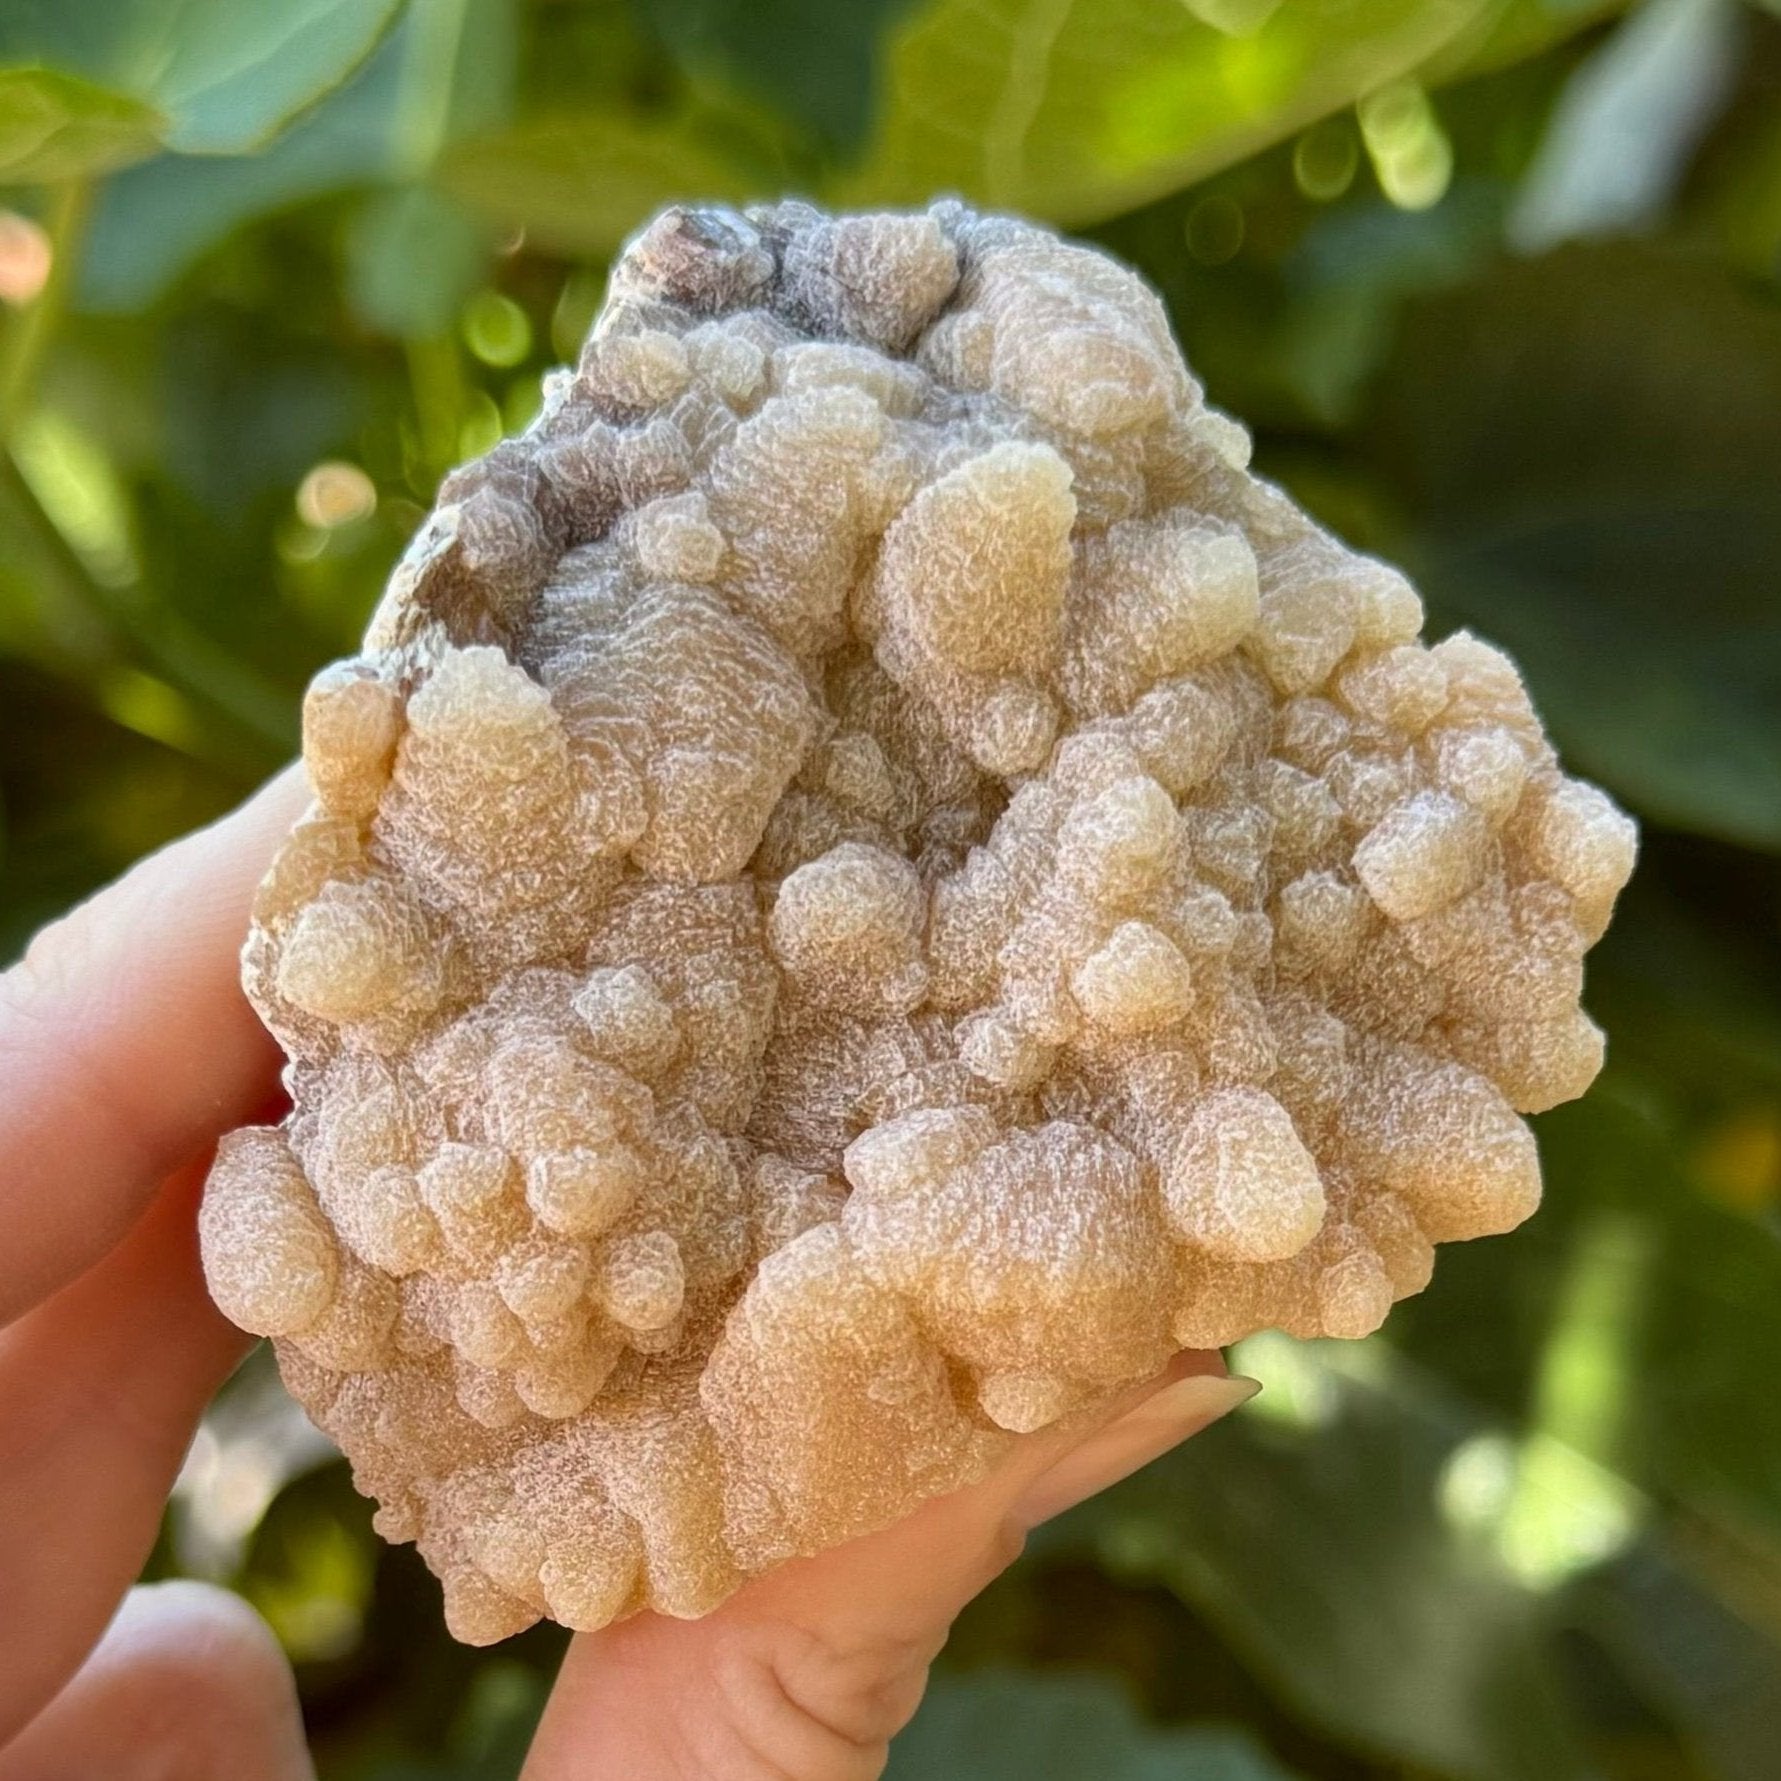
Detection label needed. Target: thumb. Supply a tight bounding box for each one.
[0,1582,313,1781]
[521,1357,1256,1780]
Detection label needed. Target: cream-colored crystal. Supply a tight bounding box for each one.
[199,199,1636,1644]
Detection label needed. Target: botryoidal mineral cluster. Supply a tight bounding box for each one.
[200,200,1637,1642]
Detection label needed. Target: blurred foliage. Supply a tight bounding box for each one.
[2,0,1779,1775]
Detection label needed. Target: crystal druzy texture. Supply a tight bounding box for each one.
[200,200,1638,1643]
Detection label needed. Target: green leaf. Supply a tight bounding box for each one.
[109,0,403,155]
[1535,1091,1781,1552]
[1575,1546,1781,1781]
[79,113,397,315]
[346,184,489,337]
[1508,0,1741,251]
[79,0,516,312]
[0,0,401,157]
[641,0,916,153]
[886,1670,1302,1779]
[1041,1354,1594,1781]
[1368,243,1781,850]
[441,105,779,256]
[1417,0,1631,83]
[1405,1090,1781,1779]
[0,65,164,182]
[1419,511,1781,849]
[1587,869,1781,1098]
[840,0,1493,224]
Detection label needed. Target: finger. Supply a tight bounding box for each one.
[0,1582,313,1781]
[718,1351,1238,1657]
[0,1161,249,1747]
[523,1353,1249,1781]
[951,1348,1231,1533]
[1011,1370,1259,1528]
[0,765,304,1324]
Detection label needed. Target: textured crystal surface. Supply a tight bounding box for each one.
[199,200,1637,1643]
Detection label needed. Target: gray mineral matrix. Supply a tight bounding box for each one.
[199,199,1638,1643]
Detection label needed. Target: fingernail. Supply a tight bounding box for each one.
[1132,1372,1261,1430]
[1013,1374,1260,1529]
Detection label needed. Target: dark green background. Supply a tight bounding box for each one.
[2,1,1778,1774]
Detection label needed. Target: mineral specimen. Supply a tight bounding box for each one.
[199,199,1638,1643]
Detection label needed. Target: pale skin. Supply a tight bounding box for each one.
[0,767,1256,1780]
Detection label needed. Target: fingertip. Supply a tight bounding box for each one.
[101,1580,290,1682]
[0,1584,313,1781]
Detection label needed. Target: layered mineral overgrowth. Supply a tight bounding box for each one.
[199,200,1638,1643]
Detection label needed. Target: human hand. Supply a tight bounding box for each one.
[0,770,1255,1780]
[0,767,314,1777]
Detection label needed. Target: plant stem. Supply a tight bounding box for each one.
[0,445,117,669]
[392,0,477,483]
[0,181,92,440]
[393,0,473,182]
[405,331,466,481]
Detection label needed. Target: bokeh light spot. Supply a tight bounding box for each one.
[296,460,377,530]
[1294,116,1360,201]
[459,391,504,461]
[1360,81,1454,210]
[0,209,51,306]
[463,290,533,368]
[1695,1104,1781,1214]
[1229,1330,1340,1427]
[1186,192,1246,265]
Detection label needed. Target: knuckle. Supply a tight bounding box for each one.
[984,1515,1029,1577]
[13,920,74,1001]
[0,909,110,1094]
[3,897,107,1025]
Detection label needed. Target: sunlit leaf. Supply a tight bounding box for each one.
[0,65,164,182]
[240,1462,376,1663]
[0,0,402,156]
[1534,1091,1781,1550]
[886,1669,1303,1779]
[1045,1286,1781,1780]
[1509,0,1742,250]
[1417,0,1632,83]
[1041,1351,1595,1781]
[841,0,1493,223]
[1426,1088,1781,1781]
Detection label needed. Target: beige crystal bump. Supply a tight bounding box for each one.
[198,199,1637,1644]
